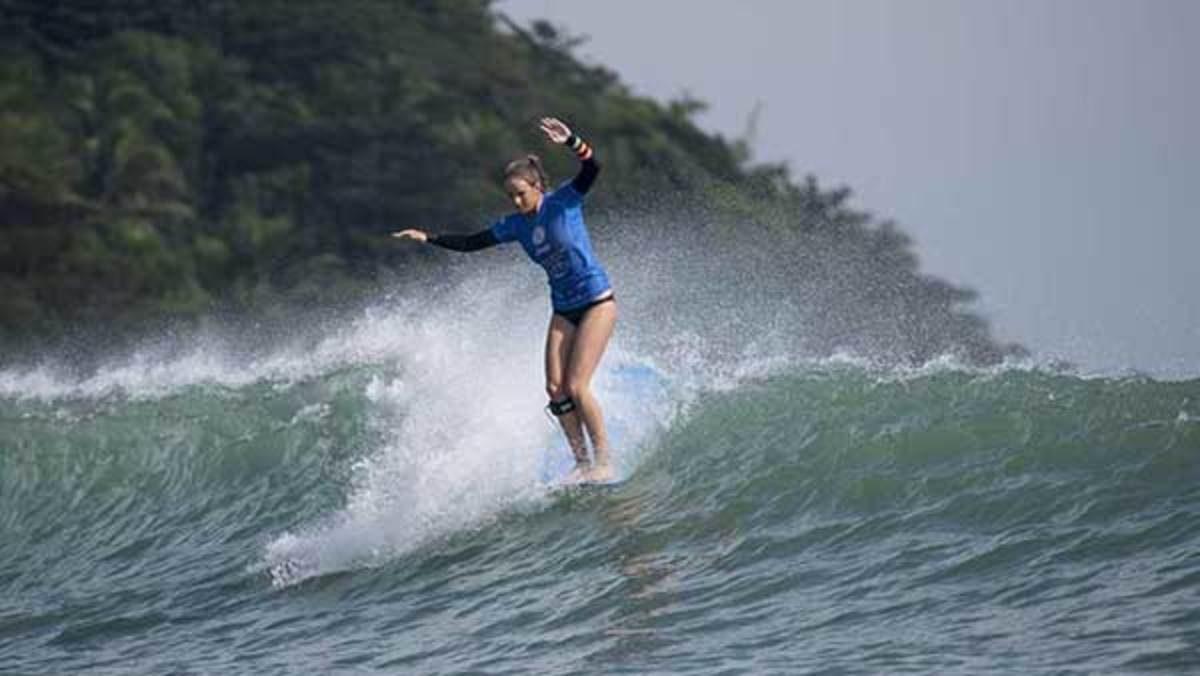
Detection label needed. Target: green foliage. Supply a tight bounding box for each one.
[0,0,1020,362]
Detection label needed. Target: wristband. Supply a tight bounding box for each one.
[566,134,593,161]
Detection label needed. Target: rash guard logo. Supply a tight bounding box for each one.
[532,226,546,246]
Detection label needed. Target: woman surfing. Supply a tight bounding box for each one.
[393,117,617,483]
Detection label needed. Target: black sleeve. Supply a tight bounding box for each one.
[571,156,601,196]
[428,229,499,252]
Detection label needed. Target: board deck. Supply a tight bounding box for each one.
[546,477,626,496]
[537,361,666,491]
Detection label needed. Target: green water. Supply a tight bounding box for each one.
[3,334,1198,674]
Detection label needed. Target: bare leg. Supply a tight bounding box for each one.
[565,301,618,481]
[545,314,589,473]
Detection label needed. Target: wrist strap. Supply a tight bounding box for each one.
[566,134,593,160]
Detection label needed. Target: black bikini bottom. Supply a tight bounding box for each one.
[554,295,615,328]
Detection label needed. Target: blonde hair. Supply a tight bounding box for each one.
[504,154,548,191]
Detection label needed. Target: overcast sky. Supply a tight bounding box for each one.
[502,0,1198,376]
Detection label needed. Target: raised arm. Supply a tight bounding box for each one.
[539,117,601,196]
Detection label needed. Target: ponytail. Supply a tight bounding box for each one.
[505,154,549,191]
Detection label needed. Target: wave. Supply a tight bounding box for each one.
[4,287,1195,587]
[3,282,1198,672]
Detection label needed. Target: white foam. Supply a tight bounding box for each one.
[260,279,683,587]
[0,283,503,402]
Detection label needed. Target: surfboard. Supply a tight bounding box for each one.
[546,475,626,497]
[538,360,666,491]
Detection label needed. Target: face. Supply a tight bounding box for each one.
[505,176,543,215]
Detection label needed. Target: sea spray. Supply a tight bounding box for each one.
[262,284,553,586]
[260,285,687,586]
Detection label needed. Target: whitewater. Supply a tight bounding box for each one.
[2,262,1199,674]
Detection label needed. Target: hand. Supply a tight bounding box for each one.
[391,229,428,243]
[539,116,572,145]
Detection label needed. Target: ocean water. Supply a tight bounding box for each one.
[2,282,1199,674]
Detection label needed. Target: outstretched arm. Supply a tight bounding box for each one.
[539,117,601,196]
[392,228,498,252]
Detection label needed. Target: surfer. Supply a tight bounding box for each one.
[393,117,616,483]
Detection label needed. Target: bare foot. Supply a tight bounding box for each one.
[585,463,614,483]
[563,462,592,484]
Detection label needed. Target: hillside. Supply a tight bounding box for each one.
[0,0,1023,363]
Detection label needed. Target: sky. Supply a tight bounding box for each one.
[501,0,1199,376]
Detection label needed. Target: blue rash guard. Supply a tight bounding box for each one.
[428,147,611,314]
[488,181,610,312]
